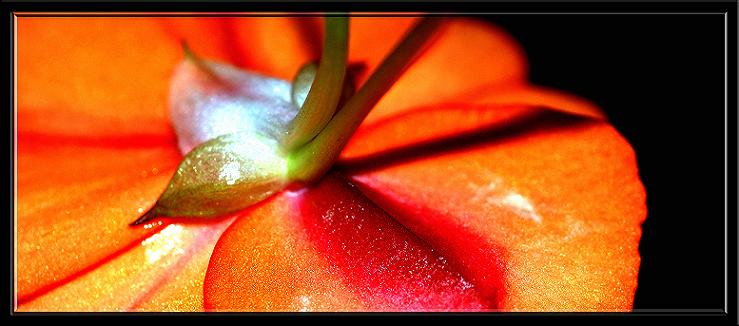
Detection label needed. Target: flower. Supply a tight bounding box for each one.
[15,16,646,312]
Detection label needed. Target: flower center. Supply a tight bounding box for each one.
[131,17,443,226]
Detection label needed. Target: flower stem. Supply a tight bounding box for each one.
[288,18,444,183]
[282,17,349,151]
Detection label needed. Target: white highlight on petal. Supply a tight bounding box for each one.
[500,192,542,223]
[468,175,542,223]
[141,224,186,264]
[297,295,312,312]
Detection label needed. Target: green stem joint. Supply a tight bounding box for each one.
[287,17,443,184]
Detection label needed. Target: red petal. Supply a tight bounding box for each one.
[204,174,492,311]
[17,218,234,312]
[15,137,181,303]
[347,108,646,311]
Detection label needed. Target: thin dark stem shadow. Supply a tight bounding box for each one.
[339,109,598,175]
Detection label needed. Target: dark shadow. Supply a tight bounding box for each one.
[129,192,278,228]
[339,109,597,175]
[294,17,322,61]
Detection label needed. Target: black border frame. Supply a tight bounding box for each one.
[2,0,736,322]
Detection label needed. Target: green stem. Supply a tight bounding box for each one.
[288,18,444,183]
[282,17,349,151]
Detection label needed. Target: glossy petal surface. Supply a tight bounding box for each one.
[204,174,490,311]
[16,139,181,302]
[347,107,646,311]
[16,16,646,313]
[17,218,234,311]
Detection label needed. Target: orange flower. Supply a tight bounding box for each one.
[15,16,646,311]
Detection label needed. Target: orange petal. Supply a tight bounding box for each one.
[204,193,364,311]
[348,17,419,84]
[17,18,183,138]
[16,137,181,303]
[157,17,246,66]
[362,18,529,126]
[341,103,534,162]
[198,16,414,82]
[17,218,234,312]
[225,17,321,80]
[460,84,605,119]
[209,17,526,121]
[155,16,415,83]
[204,174,492,311]
[341,86,603,161]
[348,107,646,311]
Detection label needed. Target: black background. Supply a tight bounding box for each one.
[484,13,728,311]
